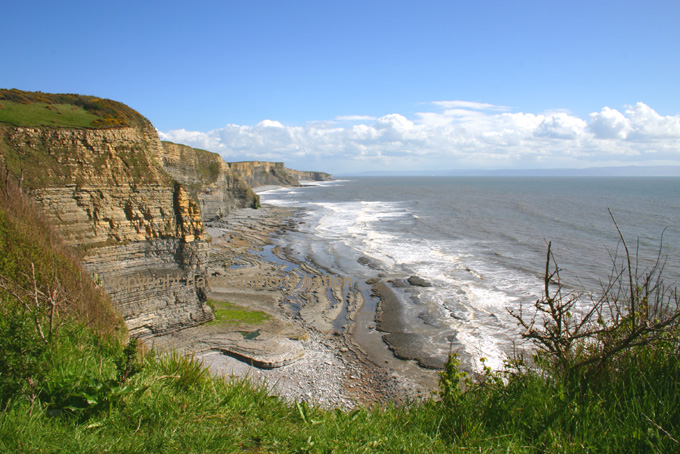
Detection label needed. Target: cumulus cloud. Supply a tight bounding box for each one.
[535,113,587,139]
[336,115,377,122]
[255,119,284,128]
[589,107,632,139]
[625,102,680,139]
[158,101,680,173]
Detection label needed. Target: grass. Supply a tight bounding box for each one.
[0,329,449,453]
[0,88,150,129]
[0,88,177,190]
[206,300,271,326]
[0,101,102,128]
[1,321,678,453]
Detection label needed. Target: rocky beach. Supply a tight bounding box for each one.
[151,204,440,408]
[0,90,437,410]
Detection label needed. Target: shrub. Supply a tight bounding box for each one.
[0,295,49,412]
[508,212,680,385]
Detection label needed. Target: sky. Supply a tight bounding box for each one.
[2,0,680,174]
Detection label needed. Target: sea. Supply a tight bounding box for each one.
[259,177,680,370]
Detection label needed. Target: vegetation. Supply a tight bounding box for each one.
[436,222,680,451]
[1,165,679,452]
[0,89,151,129]
[206,300,271,326]
[0,98,174,190]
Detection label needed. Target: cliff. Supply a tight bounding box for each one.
[227,161,332,188]
[159,141,259,221]
[0,89,333,339]
[227,161,298,188]
[285,168,333,183]
[0,90,213,337]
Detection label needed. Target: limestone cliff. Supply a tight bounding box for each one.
[160,141,259,221]
[227,161,298,188]
[0,93,213,338]
[227,161,332,188]
[0,89,334,339]
[285,168,333,183]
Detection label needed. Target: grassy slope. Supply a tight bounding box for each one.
[0,170,123,334]
[0,101,101,129]
[0,89,151,129]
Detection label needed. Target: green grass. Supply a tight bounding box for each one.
[0,328,449,453]
[206,300,271,325]
[2,317,678,453]
[0,88,151,129]
[0,101,101,128]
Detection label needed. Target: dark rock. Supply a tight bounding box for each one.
[390,279,410,288]
[407,275,432,287]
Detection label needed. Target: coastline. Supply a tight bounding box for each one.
[150,204,438,408]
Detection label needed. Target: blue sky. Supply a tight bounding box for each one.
[2,1,680,173]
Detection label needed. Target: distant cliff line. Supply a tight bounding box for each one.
[159,141,333,219]
[219,159,332,188]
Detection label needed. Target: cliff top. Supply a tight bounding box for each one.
[0,88,150,129]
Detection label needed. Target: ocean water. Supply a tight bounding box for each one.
[259,177,680,370]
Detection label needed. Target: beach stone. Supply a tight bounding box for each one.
[391,279,409,288]
[203,333,305,369]
[407,275,432,287]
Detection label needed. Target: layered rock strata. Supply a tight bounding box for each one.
[159,141,259,221]
[0,90,333,344]
[227,161,332,188]
[0,123,213,337]
[285,168,333,183]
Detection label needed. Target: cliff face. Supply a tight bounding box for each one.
[160,142,259,221]
[227,161,332,188]
[0,89,334,339]
[0,120,213,338]
[285,168,333,183]
[227,161,298,188]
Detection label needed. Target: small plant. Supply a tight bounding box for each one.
[509,212,680,384]
[0,296,49,412]
[155,351,209,391]
[438,352,470,406]
[115,338,141,385]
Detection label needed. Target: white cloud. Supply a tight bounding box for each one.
[535,113,587,139]
[255,119,284,128]
[431,100,510,111]
[625,102,680,139]
[336,115,377,122]
[589,107,631,139]
[158,101,680,173]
